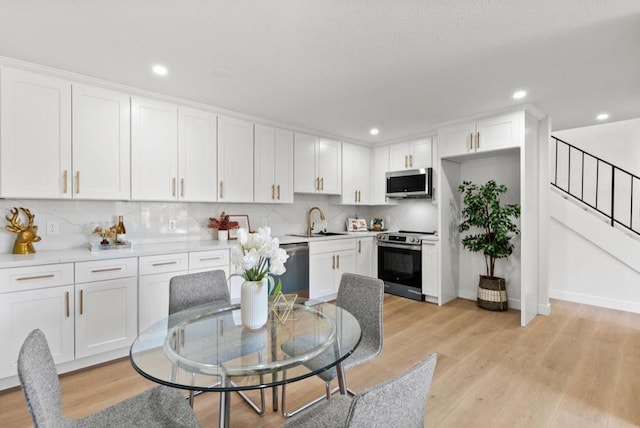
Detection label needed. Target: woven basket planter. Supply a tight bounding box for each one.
[477,275,508,311]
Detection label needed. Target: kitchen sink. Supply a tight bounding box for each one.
[288,232,349,238]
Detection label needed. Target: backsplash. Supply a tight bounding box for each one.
[0,196,436,253]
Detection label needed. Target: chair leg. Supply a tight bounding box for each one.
[281,379,334,418]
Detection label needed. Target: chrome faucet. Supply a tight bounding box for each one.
[306,206,326,237]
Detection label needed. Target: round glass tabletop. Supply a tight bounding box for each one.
[129,300,361,391]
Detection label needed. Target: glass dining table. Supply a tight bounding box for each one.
[129,299,361,428]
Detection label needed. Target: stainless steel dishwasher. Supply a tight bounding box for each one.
[279,242,309,298]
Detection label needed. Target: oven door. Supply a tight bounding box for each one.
[377,242,423,299]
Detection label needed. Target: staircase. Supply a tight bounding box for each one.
[550,136,640,313]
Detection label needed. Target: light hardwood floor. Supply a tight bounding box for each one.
[2,295,640,427]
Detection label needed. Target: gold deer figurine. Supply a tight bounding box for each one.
[5,207,41,254]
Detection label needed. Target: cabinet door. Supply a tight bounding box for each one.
[389,142,410,170]
[0,68,72,198]
[409,138,432,168]
[131,97,178,201]
[75,277,137,358]
[274,128,294,203]
[371,146,390,205]
[421,240,439,297]
[138,271,187,332]
[335,249,357,293]
[0,285,74,378]
[217,116,254,202]
[355,237,374,277]
[355,145,371,204]
[294,132,318,193]
[438,121,476,158]
[476,112,522,152]
[309,252,337,300]
[342,143,359,204]
[72,84,131,200]
[254,124,276,203]
[178,107,217,202]
[317,138,342,194]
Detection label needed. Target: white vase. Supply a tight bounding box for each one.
[241,278,269,330]
[218,230,228,241]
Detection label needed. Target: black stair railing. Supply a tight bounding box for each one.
[551,136,639,237]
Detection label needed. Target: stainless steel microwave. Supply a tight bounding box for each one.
[385,168,433,199]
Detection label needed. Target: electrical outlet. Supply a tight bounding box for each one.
[46,221,59,235]
[168,218,177,231]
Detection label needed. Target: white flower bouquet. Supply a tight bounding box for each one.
[231,227,289,295]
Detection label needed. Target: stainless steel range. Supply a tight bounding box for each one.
[376,230,437,301]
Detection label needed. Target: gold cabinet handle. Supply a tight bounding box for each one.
[76,171,80,194]
[151,261,178,267]
[332,255,335,269]
[180,178,185,197]
[277,184,280,200]
[63,170,68,194]
[220,181,224,198]
[315,177,319,191]
[355,190,358,203]
[405,155,408,168]
[79,289,84,315]
[409,154,413,167]
[358,240,362,253]
[336,254,340,269]
[470,133,473,150]
[320,177,324,191]
[16,274,55,281]
[358,190,361,202]
[272,184,275,200]
[90,267,123,273]
[198,256,222,262]
[476,132,480,149]
[171,178,176,197]
[65,291,70,318]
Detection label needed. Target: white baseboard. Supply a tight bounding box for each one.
[550,289,640,314]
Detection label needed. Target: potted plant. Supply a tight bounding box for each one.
[208,211,238,241]
[372,218,384,231]
[457,180,520,311]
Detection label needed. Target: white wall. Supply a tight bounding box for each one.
[549,117,640,313]
[0,196,372,252]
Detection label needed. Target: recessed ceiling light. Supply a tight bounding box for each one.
[596,113,609,121]
[512,90,527,100]
[152,65,168,76]
[370,128,379,136]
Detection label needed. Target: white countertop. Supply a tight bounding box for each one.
[0,231,384,269]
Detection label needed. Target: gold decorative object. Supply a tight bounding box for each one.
[5,207,41,254]
[92,225,117,245]
[270,293,298,323]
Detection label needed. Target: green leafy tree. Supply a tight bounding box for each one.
[458,180,520,278]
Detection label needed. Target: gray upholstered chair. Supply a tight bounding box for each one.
[282,353,437,428]
[18,329,200,428]
[168,269,266,414]
[281,273,384,417]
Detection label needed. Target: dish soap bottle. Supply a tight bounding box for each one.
[115,215,127,244]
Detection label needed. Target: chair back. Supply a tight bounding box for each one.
[169,269,230,314]
[346,353,437,428]
[336,273,384,359]
[17,329,66,426]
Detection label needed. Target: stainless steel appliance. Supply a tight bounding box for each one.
[385,168,433,199]
[376,231,437,301]
[279,242,309,298]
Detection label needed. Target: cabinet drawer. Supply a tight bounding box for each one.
[75,258,138,284]
[139,253,188,276]
[309,238,355,255]
[189,250,229,271]
[0,264,74,293]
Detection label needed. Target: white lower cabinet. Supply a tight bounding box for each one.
[422,240,439,302]
[355,236,375,277]
[138,253,188,332]
[74,258,138,359]
[309,239,356,300]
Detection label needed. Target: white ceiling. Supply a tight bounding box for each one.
[0,1,639,144]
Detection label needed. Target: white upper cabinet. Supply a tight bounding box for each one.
[389,138,432,170]
[217,115,254,202]
[254,124,294,203]
[294,133,342,195]
[178,107,217,202]
[438,112,523,159]
[72,84,131,200]
[131,97,178,201]
[0,68,72,199]
[341,143,371,205]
